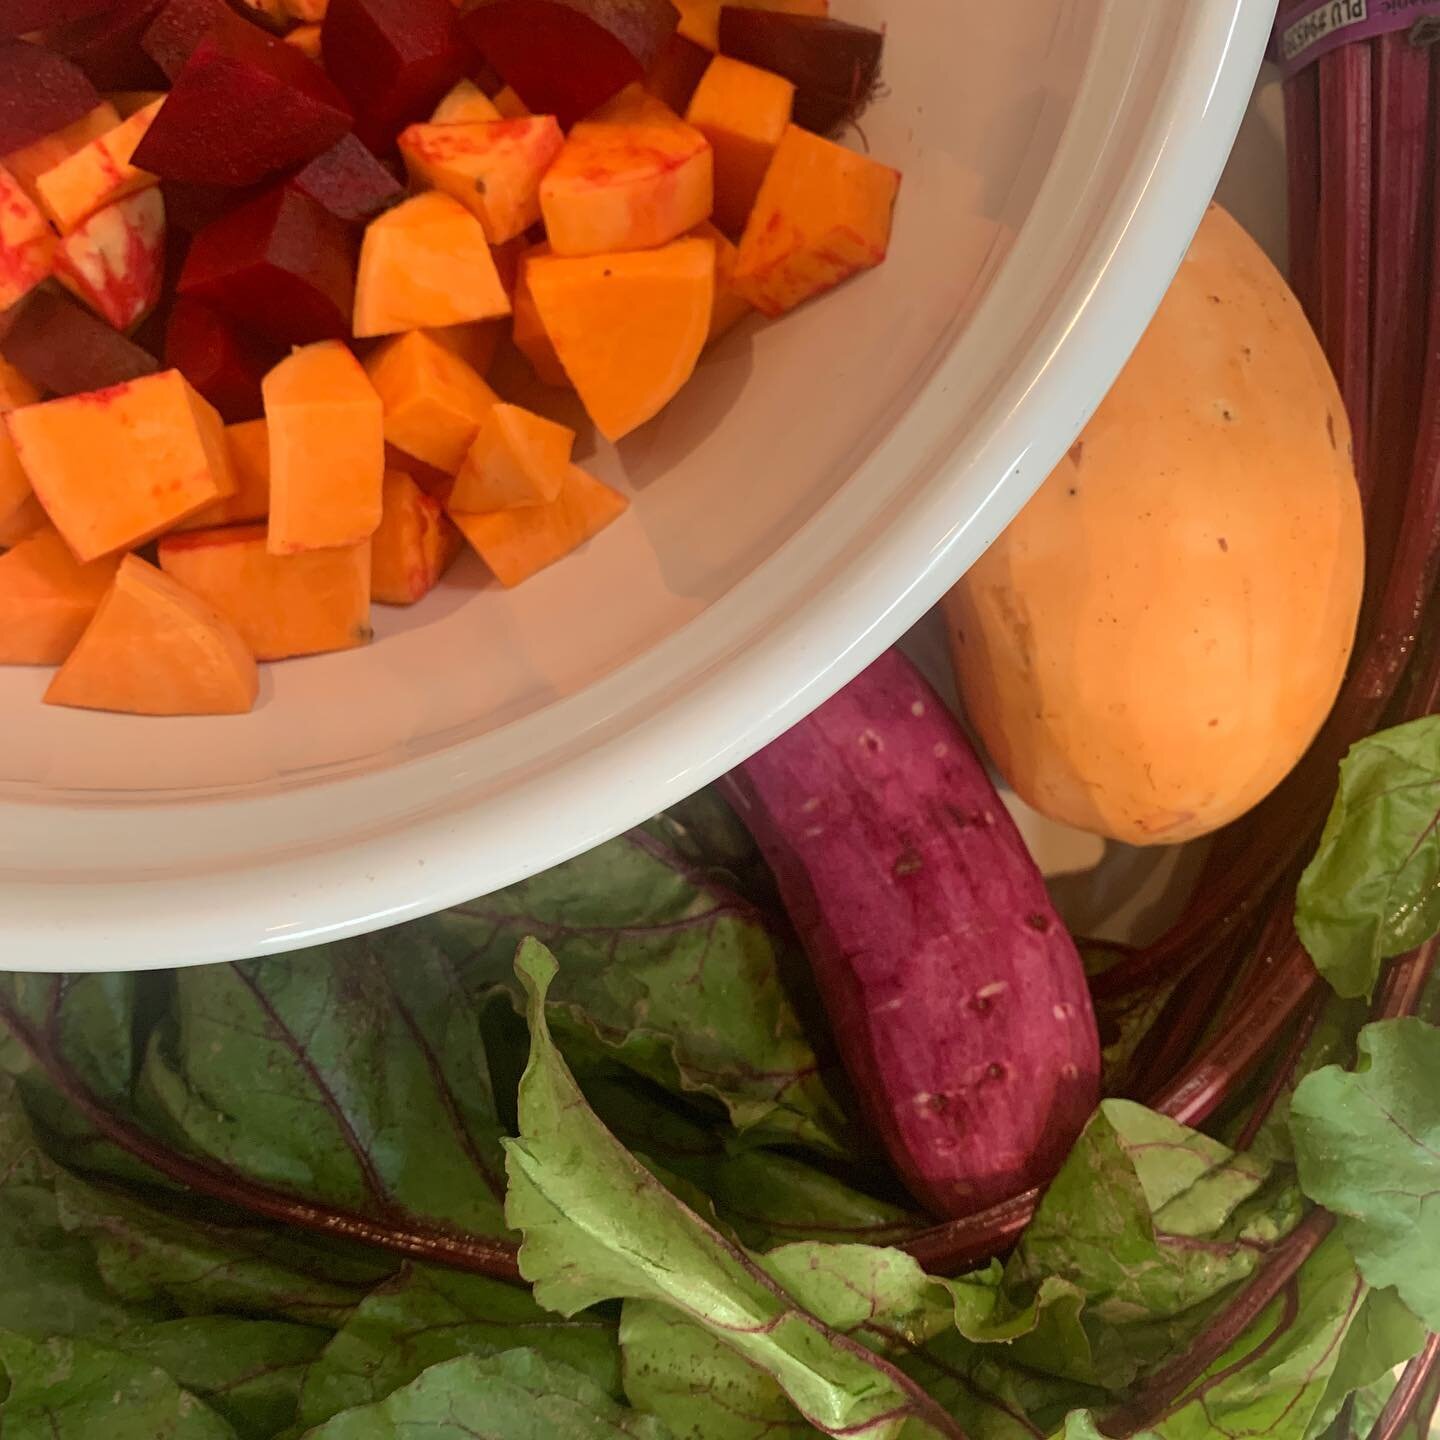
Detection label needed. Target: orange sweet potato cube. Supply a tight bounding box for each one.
[733,124,900,317]
[0,526,122,665]
[45,554,258,716]
[511,243,569,388]
[364,329,498,475]
[527,237,714,440]
[452,463,627,587]
[173,418,271,532]
[264,341,384,555]
[7,371,236,563]
[686,56,793,236]
[54,187,166,332]
[450,401,574,512]
[0,358,40,543]
[426,320,502,377]
[159,523,372,660]
[0,496,45,547]
[354,192,511,338]
[35,99,163,235]
[431,80,502,124]
[3,103,121,206]
[372,470,461,605]
[540,86,713,257]
[0,164,56,312]
[693,220,751,342]
[493,86,531,119]
[284,23,323,61]
[400,116,564,245]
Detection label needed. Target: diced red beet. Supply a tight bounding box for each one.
[0,288,160,396]
[141,0,258,81]
[462,0,677,129]
[320,0,473,152]
[0,41,102,155]
[178,184,355,345]
[644,32,710,115]
[0,0,113,39]
[132,24,353,187]
[288,133,403,223]
[160,180,240,235]
[47,0,168,90]
[164,295,278,421]
[723,650,1101,1219]
[717,9,884,136]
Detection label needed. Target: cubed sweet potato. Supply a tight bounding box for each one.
[526,236,713,439]
[363,328,497,474]
[733,123,898,316]
[263,338,384,554]
[7,369,234,561]
[430,79,501,124]
[0,355,39,543]
[285,24,322,61]
[399,115,562,245]
[693,219,750,343]
[159,521,372,658]
[172,416,270,529]
[511,242,569,387]
[2,102,119,205]
[45,552,258,716]
[450,461,626,587]
[0,163,55,311]
[371,468,460,604]
[353,191,510,337]
[0,525,122,665]
[426,320,502,377]
[540,84,713,256]
[34,97,162,234]
[449,401,573,511]
[53,186,166,331]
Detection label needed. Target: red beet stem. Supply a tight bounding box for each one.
[1365,1334,1440,1440]
[1283,62,1321,322]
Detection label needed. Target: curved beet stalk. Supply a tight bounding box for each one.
[1368,1335,1440,1440]
[724,649,1100,1219]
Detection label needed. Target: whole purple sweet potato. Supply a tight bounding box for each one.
[724,648,1100,1218]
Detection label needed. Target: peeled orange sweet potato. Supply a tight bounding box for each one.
[0,525,121,665]
[371,468,460,605]
[945,207,1366,846]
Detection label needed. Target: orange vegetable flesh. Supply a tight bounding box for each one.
[7,370,236,563]
[693,219,751,342]
[540,85,714,257]
[400,116,563,245]
[284,23,323,61]
[0,526,122,665]
[0,163,56,312]
[511,243,570,387]
[34,99,163,235]
[492,86,531,120]
[172,418,271,532]
[686,56,793,236]
[159,523,372,660]
[426,320,503,377]
[451,462,627,587]
[450,401,575,511]
[45,554,258,716]
[264,340,384,555]
[364,328,498,474]
[371,470,461,605]
[733,123,900,317]
[674,0,828,50]
[527,237,714,440]
[106,92,167,119]
[3,103,121,206]
[0,357,41,541]
[0,494,45,548]
[431,80,503,124]
[354,192,512,338]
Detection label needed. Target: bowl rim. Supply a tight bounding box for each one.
[0,0,1278,971]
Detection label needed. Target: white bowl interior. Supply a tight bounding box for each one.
[0,0,1098,800]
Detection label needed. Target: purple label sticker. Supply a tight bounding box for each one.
[1275,0,1440,76]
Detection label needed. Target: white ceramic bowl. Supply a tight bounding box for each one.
[0,0,1275,971]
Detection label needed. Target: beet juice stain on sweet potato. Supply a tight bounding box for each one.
[725,649,1100,1219]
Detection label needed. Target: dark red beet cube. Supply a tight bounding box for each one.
[321,0,473,152]
[0,290,159,397]
[287,133,403,223]
[462,0,677,129]
[0,42,102,155]
[0,0,114,39]
[165,296,279,421]
[644,32,709,115]
[141,0,260,81]
[132,25,352,187]
[717,10,885,137]
[178,185,355,346]
[48,0,167,90]
[160,179,241,235]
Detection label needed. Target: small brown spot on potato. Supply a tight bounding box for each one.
[1068,439,1084,467]
[1327,412,1336,448]
[1217,537,1228,552]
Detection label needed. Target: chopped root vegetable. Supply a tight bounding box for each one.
[263,339,384,555]
[7,369,234,562]
[354,191,511,338]
[53,185,165,331]
[430,79,501,124]
[34,97,161,234]
[0,288,160,396]
[673,0,829,52]
[172,416,270,531]
[0,163,56,311]
[724,648,1101,1217]
[693,219,750,343]
[449,400,574,511]
[1,101,119,205]
[733,123,898,316]
[364,328,498,475]
[539,85,714,257]
[158,522,372,659]
[0,526,121,664]
[399,115,563,245]
[526,236,714,440]
[45,553,258,716]
[425,319,502,378]
[0,356,39,538]
[0,493,44,547]
[511,242,570,387]
[450,461,626,586]
[371,469,461,605]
